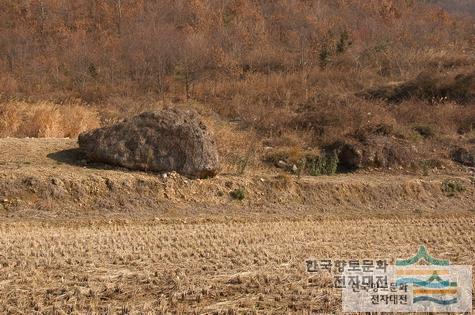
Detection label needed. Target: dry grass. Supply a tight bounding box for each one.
[62,105,102,138]
[206,119,262,175]
[196,69,474,158]
[26,104,64,137]
[2,95,473,174]
[0,101,100,138]
[360,70,475,103]
[0,104,22,137]
[393,100,475,135]
[0,217,473,313]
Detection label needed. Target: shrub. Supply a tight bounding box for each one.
[236,144,256,175]
[441,179,466,196]
[413,125,436,139]
[307,151,339,176]
[230,188,246,200]
[319,45,331,69]
[419,159,444,176]
[264,147,307,167]
[354,123,395,141]
[336,31,352,55]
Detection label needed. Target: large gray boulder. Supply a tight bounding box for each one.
[78,108,220,178]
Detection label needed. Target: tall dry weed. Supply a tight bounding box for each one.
[0,104,22,137]
[62,105,100,138]
[0,101,100,138]
[25,104,64,138]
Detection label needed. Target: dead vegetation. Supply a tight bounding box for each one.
[0,216,474,313]
[0,101,100,138]
[359,70,475,104]
[0,1,474,173]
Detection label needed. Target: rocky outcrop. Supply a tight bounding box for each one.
[329,135,415,171]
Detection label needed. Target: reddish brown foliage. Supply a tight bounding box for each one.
[0,0,474,171]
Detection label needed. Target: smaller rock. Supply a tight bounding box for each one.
[277,160,288,169]
[292,164,298,172]
[335,142,363,170]
[451,147,475,167]
[51,178,62,186]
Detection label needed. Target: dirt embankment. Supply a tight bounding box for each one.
[0,138,474,220]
